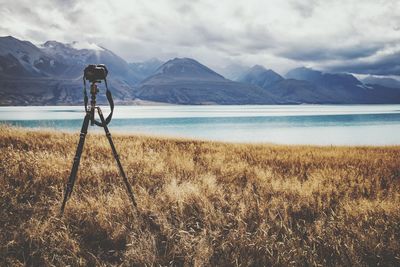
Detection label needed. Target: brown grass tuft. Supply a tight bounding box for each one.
[0,125,399,266]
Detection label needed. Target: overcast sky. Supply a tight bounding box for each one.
[0,0,399,76]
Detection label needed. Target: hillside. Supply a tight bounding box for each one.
[0,126,399,266]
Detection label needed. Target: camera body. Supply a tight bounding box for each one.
[84,64,108,82]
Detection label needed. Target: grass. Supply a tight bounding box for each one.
[0,125,399,266]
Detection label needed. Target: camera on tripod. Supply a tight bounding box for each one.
[84,64,108,82]
[60,63,137,216]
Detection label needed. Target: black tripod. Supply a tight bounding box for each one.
[60,78,137,215]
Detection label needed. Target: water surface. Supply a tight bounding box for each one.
[1,105,399,145]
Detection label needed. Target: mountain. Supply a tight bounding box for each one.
[284,67,400,103]
[362,76,400,89]
[286,67,362,88]
[0,36,137,105]
[216,63,250,80]
[238,65,284,88]
[41,40,139,85]
[128,58,164,83]
[281,67,365,103]
[135,58,276,104]
[0,36,80,105]
[238,66,337,104]
[235,65,400,104]
[0,36,67,77]
[267,79,331,104]
[1,36,400,105]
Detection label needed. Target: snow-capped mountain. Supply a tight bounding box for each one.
[40,40,138,84]
[0,36,67,77]
[0,36,138,105]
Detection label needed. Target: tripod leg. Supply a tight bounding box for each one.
[97,107,137,208]
[60,113,91,215]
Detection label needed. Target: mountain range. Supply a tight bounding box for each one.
[136,58,275,104]
[0,36,399,105]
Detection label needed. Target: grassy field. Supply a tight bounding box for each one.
[0,125,399,266]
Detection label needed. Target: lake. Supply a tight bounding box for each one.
[1,105,400,145]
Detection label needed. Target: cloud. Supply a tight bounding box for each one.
[0,0,399,75]
[289,0,319,18]
[277,44,382,61]
[324,45,400,75]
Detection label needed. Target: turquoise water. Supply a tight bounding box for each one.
[1,105,400,145]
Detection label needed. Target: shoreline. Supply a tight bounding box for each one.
[2,103,400,107]
[2,124,400,148]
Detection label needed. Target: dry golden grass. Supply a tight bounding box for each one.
[0,125,399,266]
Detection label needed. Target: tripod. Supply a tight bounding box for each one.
[60,80,137,215]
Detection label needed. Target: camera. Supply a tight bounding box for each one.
[84,64,108,82]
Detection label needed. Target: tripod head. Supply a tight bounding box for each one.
[82,64,114,127]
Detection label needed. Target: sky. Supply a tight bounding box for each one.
[0,0,399,76]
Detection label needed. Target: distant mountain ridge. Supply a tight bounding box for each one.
[283,67,400,103]
[286,67,362,88]
[0,36,400,105]
[217,63,250,80]
[136,58,276,104]
[238,65,284,87]
[362,76,400,89]
[150,58,225,82]
[237,65,400,104]
[128,58,164,83]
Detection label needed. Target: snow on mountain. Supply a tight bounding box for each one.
[71,41,104,51]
